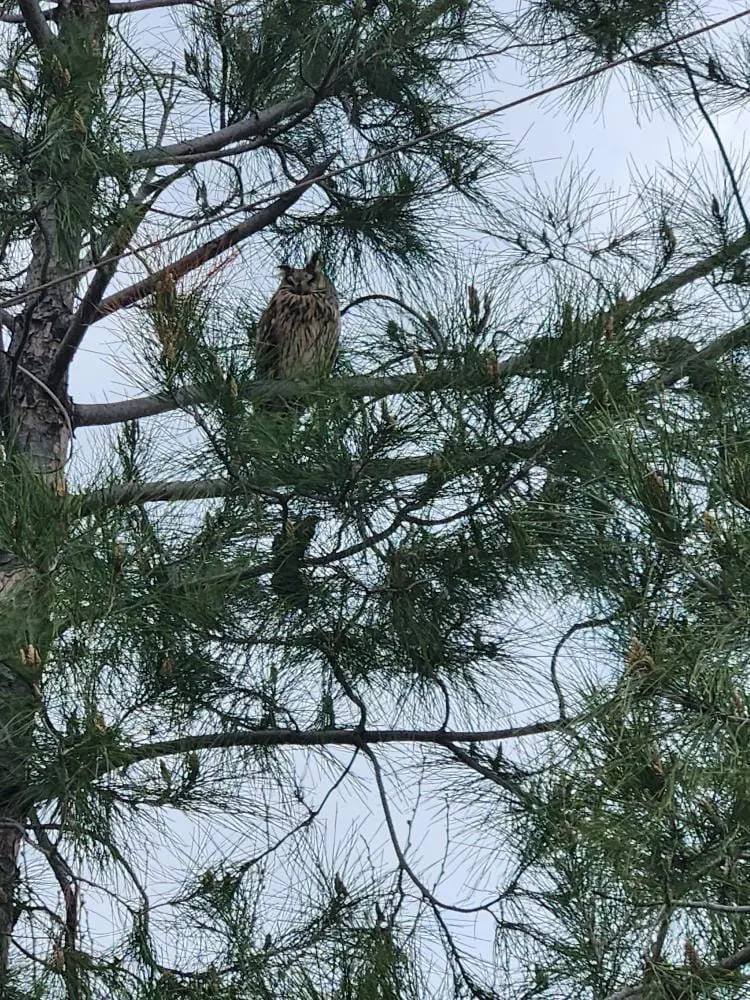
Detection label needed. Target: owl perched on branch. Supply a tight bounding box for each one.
[254,253,340,412]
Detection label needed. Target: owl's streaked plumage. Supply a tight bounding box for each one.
[255,253,340,411]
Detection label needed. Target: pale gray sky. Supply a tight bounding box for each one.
[50,0,750,988]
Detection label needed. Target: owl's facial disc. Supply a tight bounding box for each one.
[281,269,313,294]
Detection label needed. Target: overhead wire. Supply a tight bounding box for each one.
[0,6,748,314]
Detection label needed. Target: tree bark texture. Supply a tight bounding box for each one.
[0,0,106,983]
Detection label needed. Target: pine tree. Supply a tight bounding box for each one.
[1,0,750,997]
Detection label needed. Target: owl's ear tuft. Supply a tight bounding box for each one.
[277,264,293,279]
[306,252,322,275]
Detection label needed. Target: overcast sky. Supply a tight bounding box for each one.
[53,0,750,985]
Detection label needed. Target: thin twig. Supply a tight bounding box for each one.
[549,616,617,722]
[673,36,750,231]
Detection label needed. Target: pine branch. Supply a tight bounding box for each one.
[638,317,750,394]
[129,93,322,168]
[87,157,335,322]
[618,229,750,317]
[109,721,562,772]
[71,367,499,427]
[604,937,750,1000]
[75,443,524,514]
[71,307,750,430]
[48,168,187,388]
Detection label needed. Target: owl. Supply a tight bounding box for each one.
[255,253,340,411]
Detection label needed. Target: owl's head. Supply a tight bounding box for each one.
[277,253,327,294]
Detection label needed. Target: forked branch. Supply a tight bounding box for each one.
[48,168,187,388]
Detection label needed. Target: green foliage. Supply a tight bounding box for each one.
[8,0,750,997]
[178,0,504,273]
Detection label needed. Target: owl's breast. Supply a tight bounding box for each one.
[272,293,340,381]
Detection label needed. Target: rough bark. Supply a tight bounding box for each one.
[0,0,106,984]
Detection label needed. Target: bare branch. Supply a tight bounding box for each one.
[16,0,53,46]
[115,720,561,771]
[72,367,499,427]
[108,0,200,12]
[0,0,200,17]
[129,93,319,168]
[91,156,336,320]
[675,900,750,914]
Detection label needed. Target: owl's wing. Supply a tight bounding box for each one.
[254,294,281,380]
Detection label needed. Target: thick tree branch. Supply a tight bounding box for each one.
[604,938,750,1000]
[0,0,195,17]
[70,307,750,515]
[88,157,335,322]
[71,367,499,427]
[108,0,198,11]
[16,0,53,45]
[129,93,320,168]
[616,229,750,318]
[638,317,750,395]
[74,443,525,514]
[71,304,750,430]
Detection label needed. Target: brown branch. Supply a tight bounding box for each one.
[92,156,335,320]
[27,810,77,947]
[129,93,319,168]
[143,137,264,167]
[361,740,490,917]
[114,720,561,772]
[74,443,526,514]
[720,942,750,972]
[16,0,52,45]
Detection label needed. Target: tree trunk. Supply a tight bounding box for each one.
[0,0,105,980]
